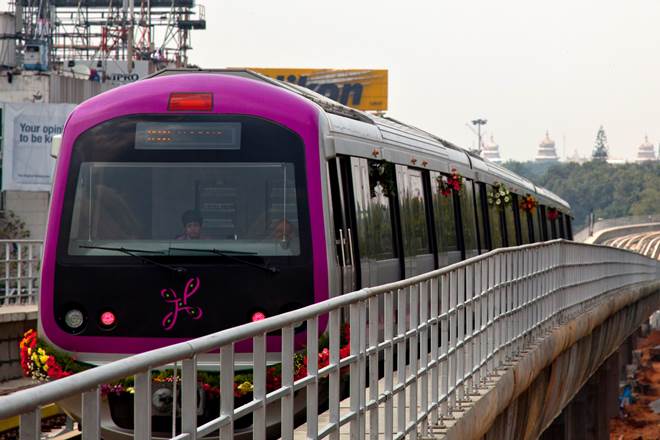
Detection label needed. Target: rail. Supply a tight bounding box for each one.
[0,240,658,439]
[0,239,42,306]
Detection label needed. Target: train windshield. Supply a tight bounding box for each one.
[68,162,300,256]
[61,115,309,259]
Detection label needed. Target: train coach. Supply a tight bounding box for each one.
[40,69,571,437]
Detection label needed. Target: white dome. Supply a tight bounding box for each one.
[637,135,657,162]
[536,130,559,161]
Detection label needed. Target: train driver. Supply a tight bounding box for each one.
[176,209,204,240]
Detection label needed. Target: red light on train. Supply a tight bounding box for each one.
[168,92,213,111]
[100,311,116,327]
[251,311,266,322]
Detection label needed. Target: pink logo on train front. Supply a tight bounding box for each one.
[161,277,203,331]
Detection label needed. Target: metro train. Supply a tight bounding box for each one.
[41,69,572,358]
[40,69,572,437]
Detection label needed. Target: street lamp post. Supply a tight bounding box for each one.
[471,118,487,154]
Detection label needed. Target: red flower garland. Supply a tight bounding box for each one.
[436,168,463,197]
[547,208,559,221]
[19,329,72,381]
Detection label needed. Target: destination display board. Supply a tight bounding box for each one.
[249,68,388,112]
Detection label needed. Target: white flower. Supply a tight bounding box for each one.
[504,196,510,202]
[500,191,505,196]
[496,199,501,205]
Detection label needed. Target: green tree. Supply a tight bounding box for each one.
[502,160,660,230]
[592,126,609,161]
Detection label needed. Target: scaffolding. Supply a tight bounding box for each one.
[10,0,205,69]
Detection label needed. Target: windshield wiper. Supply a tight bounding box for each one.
[168,247,279,274]
[79,245,187,273]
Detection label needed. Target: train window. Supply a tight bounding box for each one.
[529,207,540,242]
[504,202,518,246]
[558,212,566,238]
[430,171,460,266]
[350,158,400,285]
[487,185,504,248]
[351,158,396,260]
[565,215,573,240]
[474,183,488,251]
[458,178,479,258]
[68,162,303,256]
[518,203,531,244]
[539,206,549,241]
[396,166,434,276]
[550,215,558,239]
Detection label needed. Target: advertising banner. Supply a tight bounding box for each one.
[63,59,150,86]
[249,68,388,111]
[2,102,76,191]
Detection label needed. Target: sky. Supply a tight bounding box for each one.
[2,1,658,162]
[186,0,660,162]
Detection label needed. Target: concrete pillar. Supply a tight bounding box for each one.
[541,351,618,440]
[604,350,620,420]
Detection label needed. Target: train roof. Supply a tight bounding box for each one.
[146,68,570,213]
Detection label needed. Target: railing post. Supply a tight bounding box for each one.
[82,387,101,440]
[253,334,267,440]
[349,301,363,438]
[220,344,235,439]
[384,290,395,438]
[396,288,407,435]
[419,280,429,434]
[281,325,294,439]
[448,271,457,410]
[304,319,318,440]
[17,244,22,303]
[19,408,40,440]
[368,295,379,439]
[182,356,197,440]
[409,284,419,440]
[28,244,34,304]
[439,274,449,418]
[465,264,474,394]
[134,370,152,439]
[329,308,341,440]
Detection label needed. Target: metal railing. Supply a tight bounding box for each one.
[0,240,658,439]
[0,239,42,306]
[604,231,660,260]
[574,214,660,242]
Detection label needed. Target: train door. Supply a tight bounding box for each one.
[327,157,357,294]
[347,156,401,287]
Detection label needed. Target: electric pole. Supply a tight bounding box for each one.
[472,119,487,154]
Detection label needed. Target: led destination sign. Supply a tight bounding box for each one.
[135,122,241,150]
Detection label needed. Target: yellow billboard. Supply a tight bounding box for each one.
[249,68,388,111]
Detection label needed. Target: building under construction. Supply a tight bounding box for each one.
[2,0,205,79]
[0,1,205,240]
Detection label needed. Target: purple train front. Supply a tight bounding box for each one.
[40,72,330,358]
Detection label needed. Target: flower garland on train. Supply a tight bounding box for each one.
[436,168,463,197]
[19,329,81,381]
[519,194,538,213]
[487,182,512,209]
[547,207,560,221]
[19,324,352,399]
[368,159,397,197]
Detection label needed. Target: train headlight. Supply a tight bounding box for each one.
[251,311,266,322]
[64,309,85,330]
[100,310,117,328]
